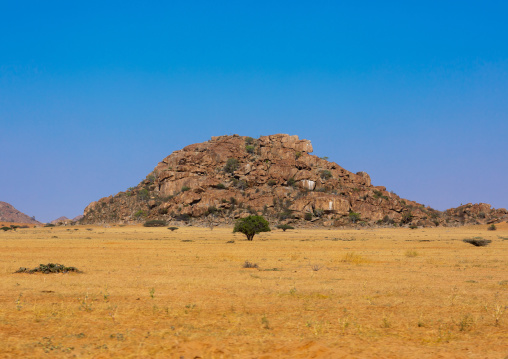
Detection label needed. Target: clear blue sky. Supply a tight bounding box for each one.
[1,1,507,222]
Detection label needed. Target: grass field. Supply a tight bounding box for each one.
[0,223,507,358]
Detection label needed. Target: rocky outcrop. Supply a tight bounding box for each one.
[0,201,40,224]
[81,134,507,227]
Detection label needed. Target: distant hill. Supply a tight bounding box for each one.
[50,216,69,224]
[0,202,40,224]
[81,134,508,227]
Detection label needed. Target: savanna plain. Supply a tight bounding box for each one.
[0,223,507,358]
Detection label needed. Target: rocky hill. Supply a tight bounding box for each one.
[81,134,507,227]
[0,201,40,224]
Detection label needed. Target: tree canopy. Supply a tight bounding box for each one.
[233,215,270,241]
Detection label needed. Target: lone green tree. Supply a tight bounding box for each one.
[233,215,271,241]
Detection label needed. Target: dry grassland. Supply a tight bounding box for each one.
[0,223,507,358]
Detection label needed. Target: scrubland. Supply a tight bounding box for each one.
[0,223,507,358]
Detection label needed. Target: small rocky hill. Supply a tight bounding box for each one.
[50,216,69,225]
[81,134,507,227]
[0,201,40,224]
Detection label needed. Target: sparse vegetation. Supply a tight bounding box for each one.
[320,170,332,180]
[487,224,497,231]
[304,212,313,221]
[143,219,167,227]
[167,227,179,231]
[224,158,239,174]
[174,214,191,222]
[242,261,259,269]
[215,183,226,190]
[15,263,81,274]
[463,237,492,247]
[181,186,191,192]
[233,215,271,241]
[349,211,361,223]
[245,145,255,154]
[276,224,294,232]
[134,210,146,219]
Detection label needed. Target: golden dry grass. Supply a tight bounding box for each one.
[0,223,507,358]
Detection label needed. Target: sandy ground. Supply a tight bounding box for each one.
[0,223,507,358]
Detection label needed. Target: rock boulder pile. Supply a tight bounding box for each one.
[81,134,507,227]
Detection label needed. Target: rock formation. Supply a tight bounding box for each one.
[0,201,40,224]
[81,134,507,227]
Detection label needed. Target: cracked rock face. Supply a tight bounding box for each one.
[81,134,507,227]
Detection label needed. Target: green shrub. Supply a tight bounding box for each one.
[224,158,239,173]
[207,206,218,215]
[143,219,167,227]
[304,212,313,221]
[349,211,361,223]
[267,179,276,186]
[487,224,497,231]
[44,223,55,227]
[245,137,255,145]
[373,190,388,200]
[400,211,414,225]
[295,152,302,159]
[276,224,294,232]
[167,227,179,231]
[174,214,191,222]
[409,224,418,229]
[320,170,332,180]
[181,186,190,192]
[233,215,271,241]
[134,210,146,218]
[138,188,150,201]
[215,183,226,190]
[245,145,255,154]
[287,177,296,187]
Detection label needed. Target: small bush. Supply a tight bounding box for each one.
[215,183,226,190]
[134,210,146,218]
[224,158,239,174]
[373,190,388,200]
[295,152,302,159]
[463,237,492,247]
[405,250,418,257]
[487,224,497,231]
[44,223,55,227]
[15,263,81,274]
[267,179,276,186]
[143,219,167,227]
[409,224,418,229]
[287,177,296,187]
[138,188,150,201]
[245,145,255,154]
[174,214,191,222]
[181,186,191,192]
[304,212,313,221]
[167,227,179,231]
[320,170,332,180]
[1,226,12,231]
[349,211,361,223]
[242,261,258,269]
[276,224,294,232]
[245,136,255,145]
[207,206,218,215]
